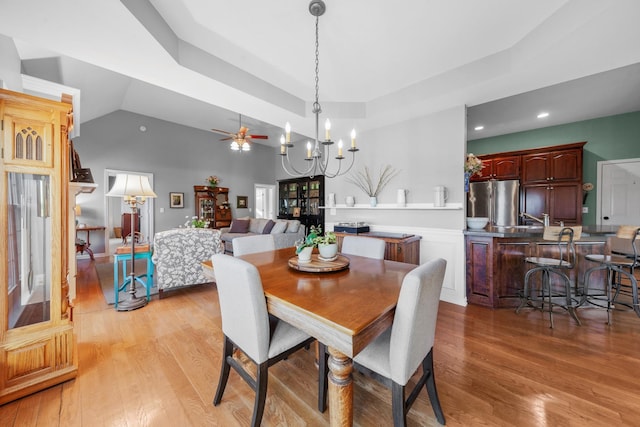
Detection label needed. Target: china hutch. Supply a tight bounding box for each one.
[277,175,325,230]
[0,89,77,404]
[194,186,232,229]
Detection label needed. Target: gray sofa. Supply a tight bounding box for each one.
[220,217,306,254]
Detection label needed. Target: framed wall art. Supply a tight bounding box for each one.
[237,196,248,209]
[170,192,184,208]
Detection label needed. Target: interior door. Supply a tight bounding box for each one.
[598,158,640,226]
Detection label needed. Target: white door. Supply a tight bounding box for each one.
[597,158,640,226]
[254,184,276,219]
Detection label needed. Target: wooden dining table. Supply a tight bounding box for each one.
[202,247,417,426]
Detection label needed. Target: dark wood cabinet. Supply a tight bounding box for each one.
[194,186,232,229]
[471,155,520,182]
[278,176,324,231]
[334,232,421,265]
[522,148,582,184]
[465,234,606,308]
[520,143,584,225]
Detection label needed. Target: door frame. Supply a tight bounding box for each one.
[596,157,640,225]
[254,183,276,219]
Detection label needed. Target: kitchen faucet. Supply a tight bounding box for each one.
[520,212,550,226]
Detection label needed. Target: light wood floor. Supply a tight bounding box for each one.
[2,258,640,426]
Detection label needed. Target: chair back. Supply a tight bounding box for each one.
[233,234,276,256]
[341,235,386,259]
[212,254,271,363]
[542,226,582,268]
[610,225,640,264]
[389,258,446,385]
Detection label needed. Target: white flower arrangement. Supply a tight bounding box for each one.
[465,153,483,176]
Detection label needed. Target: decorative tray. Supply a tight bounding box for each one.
[288,254,350,273]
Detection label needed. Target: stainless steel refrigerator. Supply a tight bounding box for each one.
[467,180,520,226]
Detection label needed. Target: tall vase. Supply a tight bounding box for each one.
[464,172,471,193]
[369,196,377,207]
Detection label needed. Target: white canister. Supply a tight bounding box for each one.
[434,185,448,207]
[397,189,406,207]
[327,193,336,207]
[345,196,355,207]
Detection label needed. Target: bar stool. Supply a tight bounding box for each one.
[582,225,640,324]
[516,226,582,328]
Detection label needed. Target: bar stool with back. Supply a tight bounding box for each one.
[582,225,640,324]
[516,226,583,328]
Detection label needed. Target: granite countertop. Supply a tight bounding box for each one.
[464,224,618,238]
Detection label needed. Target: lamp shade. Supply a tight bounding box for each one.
[106,174,157,198]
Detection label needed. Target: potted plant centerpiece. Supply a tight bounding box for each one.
[313,228,338,260]
[295,225,321,262]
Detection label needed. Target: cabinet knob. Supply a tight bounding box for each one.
[603,216,610,220]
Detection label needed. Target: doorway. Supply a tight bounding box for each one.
[597,158,640,226]
[103,169,155,255]
[254,183,276,219]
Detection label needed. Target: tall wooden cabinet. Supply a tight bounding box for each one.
[194,186,232,229]
[520,143,584,225]
[0,89,77,404]
[278,176,325,231]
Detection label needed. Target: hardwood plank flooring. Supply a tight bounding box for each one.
[1,257,640,426]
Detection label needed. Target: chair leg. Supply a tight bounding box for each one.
[391,382,407,427]
[318,342,329,413]
[213,336,233,405]
[423,350,446,425]
[251,362,268,427]
[542,270,554,329]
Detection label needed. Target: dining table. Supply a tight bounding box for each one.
[202,247,417,426]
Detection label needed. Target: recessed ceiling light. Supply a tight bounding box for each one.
[474,125,484,131]
[139,125,147,132]
[537,112,549,119]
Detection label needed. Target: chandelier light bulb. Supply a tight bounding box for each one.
[306,141,312,158]
[325,119,331,141]
[350,129,357,148]
[337,139,343,157]
[285,122,291,143]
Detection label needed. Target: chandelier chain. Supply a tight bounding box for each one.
[314,16,321,114]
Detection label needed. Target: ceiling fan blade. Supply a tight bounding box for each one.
[247,134,269,139]
[211,128,235,136]
[219,137,233,141]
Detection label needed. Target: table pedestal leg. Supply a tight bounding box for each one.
[328,346,353,427]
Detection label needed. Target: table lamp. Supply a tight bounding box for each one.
[106,174,157,311]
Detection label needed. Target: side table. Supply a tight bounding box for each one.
[113,245,153,309]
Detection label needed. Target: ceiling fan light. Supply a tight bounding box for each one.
[242,142,250,151]
[230,141,240,151]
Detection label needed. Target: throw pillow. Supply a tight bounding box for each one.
[286,220,301,233]
[270,221,288,234]
[262,219,275,234]
[229,219,250,233]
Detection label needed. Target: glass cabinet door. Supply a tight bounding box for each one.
[6,172,52,328]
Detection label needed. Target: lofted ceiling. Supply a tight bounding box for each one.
[3,0,640,146]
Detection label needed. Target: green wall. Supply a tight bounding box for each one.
[468,111,640,224]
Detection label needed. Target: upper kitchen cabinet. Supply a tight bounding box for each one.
[521,142,585,184]
[471,155,521,182]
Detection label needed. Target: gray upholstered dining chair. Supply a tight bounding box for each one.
[319,258,448,425]
[341,235,386,259]
[211,254,316,426]
[232,234,276,256]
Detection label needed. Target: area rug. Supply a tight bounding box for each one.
[95,259,159,305]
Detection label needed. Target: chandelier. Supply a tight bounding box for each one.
[280,0,359,178]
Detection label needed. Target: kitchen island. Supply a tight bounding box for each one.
[465,225,617,308]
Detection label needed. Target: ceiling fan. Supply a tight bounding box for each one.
[211,114,268,152]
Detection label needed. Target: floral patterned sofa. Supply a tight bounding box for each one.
[151,228,224,297]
